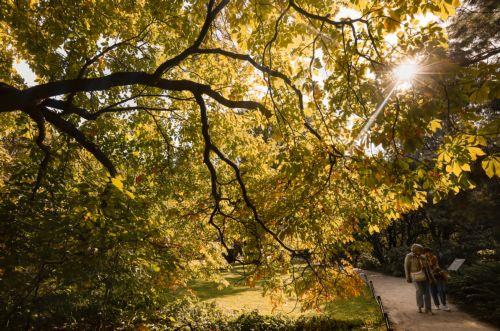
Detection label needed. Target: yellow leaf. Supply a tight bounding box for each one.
[482,156,500,178]
[428,119,442,133]
[111,176,124,191]
[467,146,485,161]
[150,263,160,272]
[444,3,456,16]
[436,5,449,20]
[125,190,135,199]
[476,136,487,146]
[460,163,471,172]
[368,224,380,234]
[452,162,462,176]
[355,0,368,10]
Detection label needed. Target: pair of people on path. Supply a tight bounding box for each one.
[404,244,450,314]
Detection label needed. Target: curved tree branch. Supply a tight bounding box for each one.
[197,47,304,110]
[196,93,296,253]
[25,107,51,199]
[1,72,271,117]
[153,0,230,77]
[289,0,367,26]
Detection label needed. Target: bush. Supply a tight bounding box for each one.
[160,298,232,330]
[230,311,293,330]
[381,246,409,277]
[357,253,381,271]
[447,261,500,326]
[156,298,377,330]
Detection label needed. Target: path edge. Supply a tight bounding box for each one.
[359,270,394,331]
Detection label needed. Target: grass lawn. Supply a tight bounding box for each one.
[189,265,383,328]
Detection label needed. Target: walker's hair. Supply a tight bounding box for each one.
[411,243,423,251]
[423,247,432,253]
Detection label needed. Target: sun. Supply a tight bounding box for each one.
[393,60,419,83]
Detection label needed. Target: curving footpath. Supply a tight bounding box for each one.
[366,271,499,331]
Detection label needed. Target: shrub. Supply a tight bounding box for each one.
[447,261,500,326]
[155,298,378,330]
[357,253,381,271]
[381,246,409,277]
[160,298,231,330]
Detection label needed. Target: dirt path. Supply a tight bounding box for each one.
[365,271,498,331]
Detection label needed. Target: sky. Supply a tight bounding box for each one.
[14,60,36,87]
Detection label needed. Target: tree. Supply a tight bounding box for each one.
[448,0,500,66]
[0,0,498,327]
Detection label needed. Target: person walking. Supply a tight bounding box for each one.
[405,244,435,314]
[423,247,451,311]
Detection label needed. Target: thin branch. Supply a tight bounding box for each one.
[25,107,51,199]
[289,0,366,26]
[197,48,304,110]
[66,22,154,105]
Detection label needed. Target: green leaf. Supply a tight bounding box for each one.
[470,84,490,104]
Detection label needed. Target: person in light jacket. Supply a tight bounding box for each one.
[405,244,435,314]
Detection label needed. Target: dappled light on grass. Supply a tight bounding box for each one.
[188,266,383,328]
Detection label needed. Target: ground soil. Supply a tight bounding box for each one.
[365,271,499,331]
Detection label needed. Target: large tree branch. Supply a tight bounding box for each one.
[41,108,118,177]
[0,72,271,117]
[0,71,270,180]
[195,93,230,251]
[196,94,296,253]
[153,0,230,77]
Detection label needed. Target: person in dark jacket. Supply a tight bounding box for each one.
[423,247,450,311]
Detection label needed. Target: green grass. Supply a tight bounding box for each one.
[189,266,383,328]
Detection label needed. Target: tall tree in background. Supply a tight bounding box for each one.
[449,0,499,66]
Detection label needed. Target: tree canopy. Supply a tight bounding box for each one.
[0,0,498,326]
